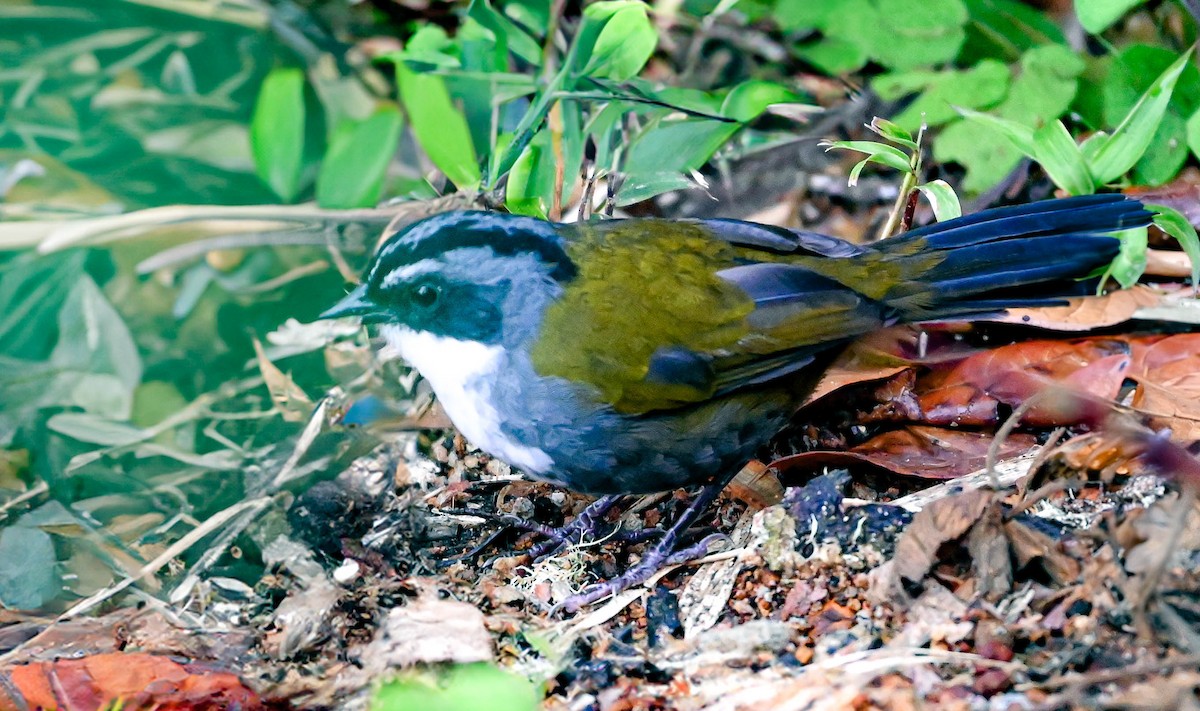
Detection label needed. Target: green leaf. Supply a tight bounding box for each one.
[1030,120,1094,195]
[867,117,917,149]
[1132,110,1188,187]
[1188,108,1200,161]
[0,524,59,610]
[1146,203,1200,290]
[623,118,738,175]
[1088,50,1189,186]
[49,277,142,418]
[316,105,404,209]
[47,413,148,446]
[721,80,809,122]
[250,67,307,202]
[954,108,1036,155]
[371,664,539,711]
[1107,226,1148,289]
[816,0,967,72]
[506,132,553,218]
[873,60,1009,130]
[916,180,962,221]
[393,63,481,190]
[616,172,703,206]
[823,140,912,173]
[1075,0,1145,34]
[959,0,1066,64]
[468,0,542,65]
[581,3,657,80]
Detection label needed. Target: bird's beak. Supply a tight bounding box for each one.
[319,284,377,320]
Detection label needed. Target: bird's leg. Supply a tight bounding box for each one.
[443,494,631,562]
[525,493,626,559]
[561,482,728,613]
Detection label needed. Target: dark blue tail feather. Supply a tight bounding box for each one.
[880,195,1152,319]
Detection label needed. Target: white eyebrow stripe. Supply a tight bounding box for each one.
[381,259,439,286]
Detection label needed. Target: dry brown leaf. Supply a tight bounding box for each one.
[871,488,993,604]
[968,505,1012,600]
[773,426,1038,480]
[990,285,1166,331]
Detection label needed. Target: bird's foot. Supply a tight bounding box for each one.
[559,482,728,613]
[445,493,654,563]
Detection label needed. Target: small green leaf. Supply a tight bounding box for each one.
[915,180,962,221]
[1088,50,1189,186]
[867,117,917,149]
[581,3,657,80]
[250,67,307,202]
[721,81,809,123]
[1031,120,1094,196]
[371,663,539,711]
[394,63,481,190]
[1107,226,1148,289]
[1075,0,1146,34]
[316,105,404,209]
[823,140,912,173]
[1146,203,1200,290]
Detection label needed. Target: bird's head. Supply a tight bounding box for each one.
[320,211,575,349]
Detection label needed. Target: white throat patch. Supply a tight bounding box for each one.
[379,325,553,474]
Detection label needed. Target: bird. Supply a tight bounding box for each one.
[321,193,1152,609]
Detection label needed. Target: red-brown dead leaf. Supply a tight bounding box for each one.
[1128,334,1200,443]
[0,652,264,711]
[916,338,1132,427]
[772,426,1037,480]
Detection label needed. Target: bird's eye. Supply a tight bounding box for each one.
[412,283,440,308]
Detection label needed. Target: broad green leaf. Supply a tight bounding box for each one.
[1146,203,1200,290]
[371,664,539,711]
[394,63,481,190]
[1088,50,1189,186]
[617,172,703,206]
[795,37,868,75]
[874,60,1009,130]
[915,180,962,220]
[316,105,404,209]
[959,0,1066,64]
[1031,120,1094,195]
[250,67,307,202]
[1075,0,1145,34]
[721,81,809,122]
[0,524,59,610]
[868,0,968,69]
[581,4,657,80]
[623,118,738,175]
[1107,226,1148,289]
[823,141,912,172]
[771,0,836,30]
[954,108,1035,154]
[1132,110,1188,187]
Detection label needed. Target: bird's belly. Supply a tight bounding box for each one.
[381,326,555,474]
